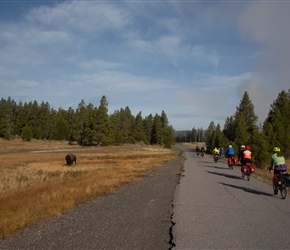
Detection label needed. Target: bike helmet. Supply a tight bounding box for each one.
[245,145,250,150]
[240,145,245,149]
[273,147,280,152]
[229,145,232,148]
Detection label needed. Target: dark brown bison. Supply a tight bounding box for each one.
[65,153,76,165]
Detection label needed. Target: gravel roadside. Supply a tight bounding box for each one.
[0,152,183,250]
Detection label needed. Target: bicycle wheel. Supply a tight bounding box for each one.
[280,177,287,199]
[246,167,251,181]
[273,184,278,195]
[241,166,245,178]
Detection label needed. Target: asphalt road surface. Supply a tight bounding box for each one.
[172,144,290,249]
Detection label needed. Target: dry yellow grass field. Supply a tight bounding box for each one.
[0,138,178,238]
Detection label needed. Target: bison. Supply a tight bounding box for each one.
[65,153,76,166]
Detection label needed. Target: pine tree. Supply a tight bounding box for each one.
[75,99,87,145]
[160,110,169,128]
[235,91,258,137]
[37,101,52,139]
[29,100,40,138]
[76,103,98,146]
[21,125,33,141]
[133,111,148,144]
[204,121,216,152]
[163,125,175,148]
[0,98,6,137]
[151,114,162,145]
[95,96,110,145]
[13,100,23,136]
[263,89,290,157]
[66,107,78,142]
[159,110,175,147]
[191,127,197,142]
[0,97,16,139]
[109,110,123,145]
[223,116,235,143]
[234,113,248,147]
[143,114,153,144]
[212,124,224,149]
[120,106,135,143]
[197,128,205,142]
[53,116,70,140]
[249,129,269,168]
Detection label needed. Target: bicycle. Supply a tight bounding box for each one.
[213,153,219,163]
[241,162,255,181]
[272,171,288,199]
[227,156,234,170]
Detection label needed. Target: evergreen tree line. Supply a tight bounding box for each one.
[175,128,205,143]
[0,95,175,148]
[203,89,290,169]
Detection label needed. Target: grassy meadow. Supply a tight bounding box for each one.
[0,138,178,238]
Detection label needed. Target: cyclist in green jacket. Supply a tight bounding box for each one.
[269,147,287,195]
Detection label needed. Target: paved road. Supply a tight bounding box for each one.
[172,144,290,249]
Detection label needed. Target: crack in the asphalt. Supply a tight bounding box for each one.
[168,149,184,249]
[168,201,176,250]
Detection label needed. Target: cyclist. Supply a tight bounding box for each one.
[269,147,287,195]
[195,145,200,155]
[238,145,246,164]
[220,147,225,159]
[212,147,219,154]
[225,145,235,163]
[200,145,206,156]
[212,147,220,159]
[242,145,252,165]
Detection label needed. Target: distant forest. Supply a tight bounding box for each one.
[0,95,175,148]
[1,88,289,168]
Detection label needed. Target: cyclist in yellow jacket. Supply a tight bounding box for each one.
[212,147,219,159]
[212,147,219,154]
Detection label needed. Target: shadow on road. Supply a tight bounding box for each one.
[183,148,194,153]
[203,165,229,170]
[218,182,273,196]
[207,170,242,180]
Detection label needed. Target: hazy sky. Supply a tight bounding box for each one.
[1,0,289,131]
